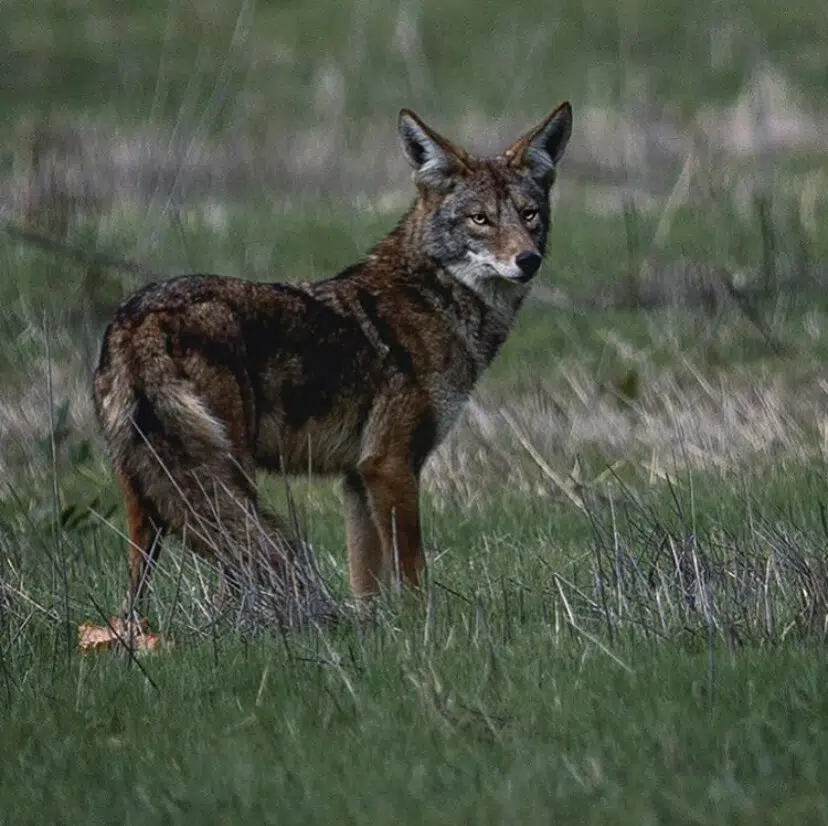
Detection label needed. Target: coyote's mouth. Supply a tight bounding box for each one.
[458,251,537,286]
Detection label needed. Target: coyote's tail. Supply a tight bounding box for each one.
[92,319,231,461]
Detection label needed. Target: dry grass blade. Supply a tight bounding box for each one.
[553,574,634,673]
[499,408,586,511]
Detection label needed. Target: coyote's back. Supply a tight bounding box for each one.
[94,102,573,615]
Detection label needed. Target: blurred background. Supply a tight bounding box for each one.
[1,0,827,495]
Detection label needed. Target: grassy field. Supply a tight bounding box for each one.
[2,1,828,823]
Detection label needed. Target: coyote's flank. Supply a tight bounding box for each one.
[93,102,573,616]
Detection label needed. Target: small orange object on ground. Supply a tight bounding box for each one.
[78,617,168,653]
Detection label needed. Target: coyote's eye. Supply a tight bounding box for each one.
[469,212,489,226]
[521,208,538,224]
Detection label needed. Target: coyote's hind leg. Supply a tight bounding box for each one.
[116,467,166,619]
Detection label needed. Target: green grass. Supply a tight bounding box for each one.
[4,633,828,824]
[2,0,828,823]
[5,459,828,823]
[2,0,827,126]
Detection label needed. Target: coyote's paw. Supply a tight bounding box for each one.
[78,617,170,654]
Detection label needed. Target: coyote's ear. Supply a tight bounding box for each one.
[398,109,469,190]
[506,101,573,186]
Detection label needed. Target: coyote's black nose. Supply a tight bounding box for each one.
[515,251,542,280]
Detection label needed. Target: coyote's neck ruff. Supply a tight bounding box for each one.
[93,103,573,614]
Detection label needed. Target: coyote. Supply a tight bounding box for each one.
[93,102,573,615]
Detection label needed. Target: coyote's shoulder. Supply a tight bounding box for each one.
[94,102,573,609]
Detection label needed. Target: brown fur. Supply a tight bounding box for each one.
[93,103,573,613]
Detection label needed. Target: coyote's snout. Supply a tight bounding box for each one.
[93,102,573,617]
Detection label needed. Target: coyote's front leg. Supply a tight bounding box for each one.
[356,454,424,592]
[343,471,385,597]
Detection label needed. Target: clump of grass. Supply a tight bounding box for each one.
[572,478,828,649]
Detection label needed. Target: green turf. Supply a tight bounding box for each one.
[3,631,828,825]
[2,0,827,125]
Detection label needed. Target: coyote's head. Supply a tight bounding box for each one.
[398,102,572,310]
